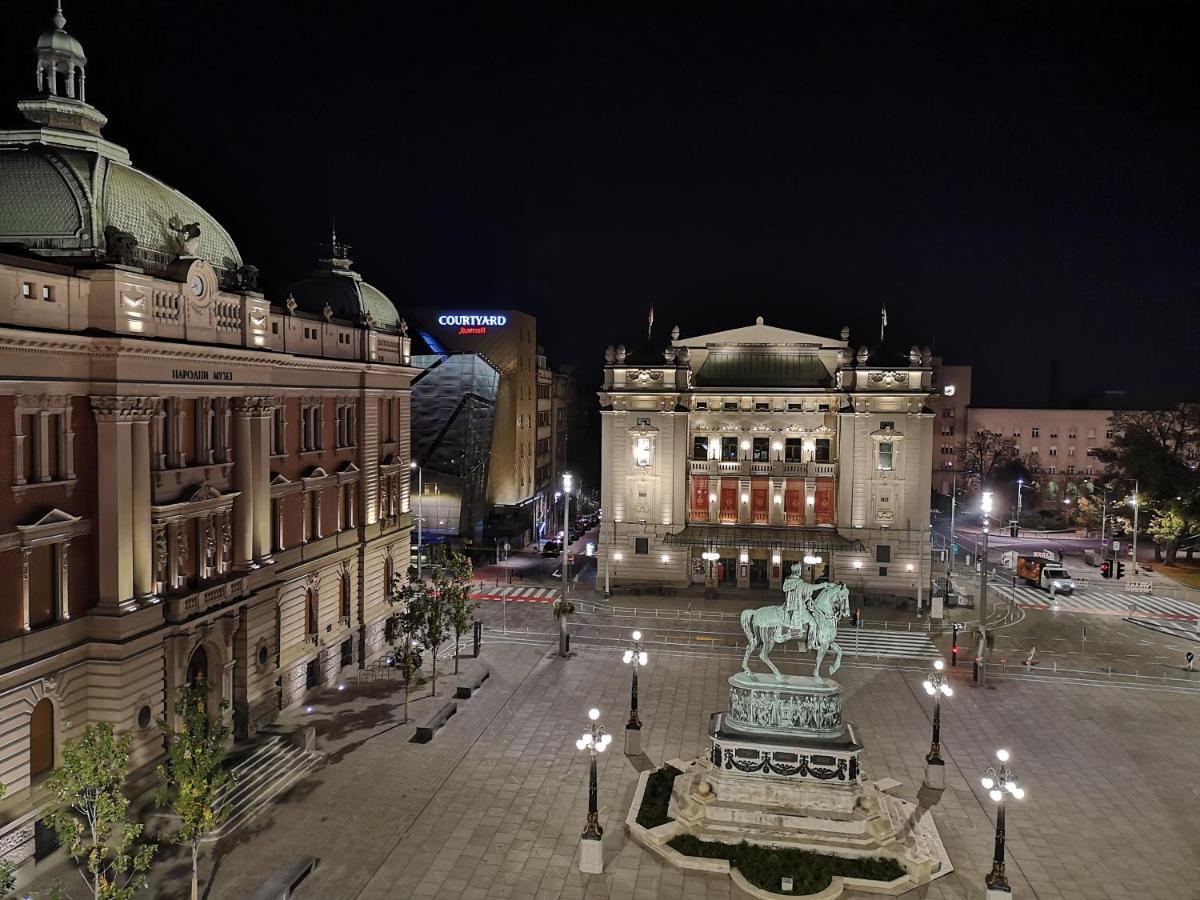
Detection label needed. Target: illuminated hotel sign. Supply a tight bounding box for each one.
[437,313,507,335]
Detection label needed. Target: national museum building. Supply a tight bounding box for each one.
[0,7,415,873]
[598,318,935,599]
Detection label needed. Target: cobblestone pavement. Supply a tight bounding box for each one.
[119,634,1200,900]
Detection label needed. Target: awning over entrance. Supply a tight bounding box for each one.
[661,525,863,553]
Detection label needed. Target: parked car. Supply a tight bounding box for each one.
[541,540,562,557]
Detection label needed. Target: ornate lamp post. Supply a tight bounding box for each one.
[921,659,952,788]
[981,749,1025,897]
[622,631,648,755]
[576,707,611,873]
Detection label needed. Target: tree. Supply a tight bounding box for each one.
[1095,405,1200,565]
[155,681,234,900]
[386,566,426,723]
[1148,509,1189,564]
[390,565,451,697]
[1072,493,1104,535]
[442,552,477,675]
[44,723,155,900]
[957,432,1026,492]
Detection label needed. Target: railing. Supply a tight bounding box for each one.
[166,576,248,622]
[338,616,352,630]
[304,633,319,648]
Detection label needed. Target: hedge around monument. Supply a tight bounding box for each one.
[636,764,682,828]
[667,836,905,896]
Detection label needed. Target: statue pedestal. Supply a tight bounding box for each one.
[726,672,846,740]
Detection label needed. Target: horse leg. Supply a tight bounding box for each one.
[813,643,825,683]
[760,631,784,681]
[829,641,843,676]
[740,613,756,675]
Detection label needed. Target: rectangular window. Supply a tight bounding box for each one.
[1049,447,1057,457]
[788,402,803,412]
[41,285,53,302]
[690,475,710,521]
[695,401,708,411]
[692,436,709,460]
[28,544,57,629]
[1049,430,1058,438]
[1067,465,1076,474]
[877,441,894,471]
[1068,430,1076,439]
[814,439,830,462]
[634,538,649,555]
[754,401,770,412]
[633,436,652,467]
[818,403,830,412]
[752,437,769,462]
[719,481,738,523]
[784,438,803,462]
[942,409,954,418]
[751,478,769,524]
[876,544,891,563]
[22,282,33,298]
[721,437,738,462]
[20,413,37,481]
[723,401,738,411]
[1087,428,1096,439]
[878,566,888,577]
[880,421,894,430]
[1031,426,1040,438]
[1067,446,1076,456]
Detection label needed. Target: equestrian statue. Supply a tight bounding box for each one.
[739,564,851,682]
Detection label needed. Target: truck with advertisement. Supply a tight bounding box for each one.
[1012,553,1075,593]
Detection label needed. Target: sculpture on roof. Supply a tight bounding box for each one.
[168,216,202,257]
[236,264,259,292]
[103,225,138,266]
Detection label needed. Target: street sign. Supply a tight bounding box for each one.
[1112,541,1120,553]
[951,543,959,552]
[1101,538,1109,546]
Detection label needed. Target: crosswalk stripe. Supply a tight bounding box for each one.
[991,580,1200,621]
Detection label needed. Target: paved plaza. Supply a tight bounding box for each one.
[120,618,1200,900]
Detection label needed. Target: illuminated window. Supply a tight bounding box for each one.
[634,437,652,467]
[877,442,894,471]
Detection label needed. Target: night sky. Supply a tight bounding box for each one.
[2,1,1196,405]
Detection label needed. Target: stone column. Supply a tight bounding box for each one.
[92,396,155,609]
[232,403,255,569]
[166,520,181,590]
[252,410,272,563]
[805,479,817,527]
[132,419,153,598]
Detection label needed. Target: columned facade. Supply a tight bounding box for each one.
[598,318,935,604]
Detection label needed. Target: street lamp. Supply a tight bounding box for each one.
[981,749,1025,896]
[622,631,649,754]
[559,473,573,657]
[1129,481,1140,574]
[803,551,822,582]
[977,490,993,687]
[576,707,611,874]
[410,460,423,579]
[702,542,720,590]
[921,659,952,789]
[1015,479,1036,537]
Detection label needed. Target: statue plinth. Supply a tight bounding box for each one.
[725,672,845,741]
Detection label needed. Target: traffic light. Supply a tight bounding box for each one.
[951,628,959,666]
[1116,561,1126,580]
[1099,561,1111,579]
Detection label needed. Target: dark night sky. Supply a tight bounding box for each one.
[3,1,1197,405]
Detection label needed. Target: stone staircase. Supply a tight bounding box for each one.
[203,734,323,843]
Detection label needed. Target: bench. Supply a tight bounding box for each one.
[412,701,457,743]
[454,668,490,700]
[252,855,319,900]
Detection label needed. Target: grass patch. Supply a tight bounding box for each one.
[668,836,905,895]
[636,765,682,828]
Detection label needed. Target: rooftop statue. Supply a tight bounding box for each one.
[740,568,850,683]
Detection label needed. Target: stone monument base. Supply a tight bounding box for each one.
[578,835,603,874]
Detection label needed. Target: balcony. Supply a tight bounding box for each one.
[165,575,249,623]
[690,460,838,478]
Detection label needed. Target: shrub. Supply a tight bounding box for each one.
[636,765,682,828]
[667,836,905,895]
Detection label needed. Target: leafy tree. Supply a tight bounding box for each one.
[390,565,450,697]
[44,723,155,900]
[155,681,234,900]
[1072,493,1104,535]
[442,553,477,675]
[1095,405,1200,565]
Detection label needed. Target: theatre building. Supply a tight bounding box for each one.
[0,8,415,881]
[598,318,935,601]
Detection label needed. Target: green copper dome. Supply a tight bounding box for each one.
[36,27,85,59]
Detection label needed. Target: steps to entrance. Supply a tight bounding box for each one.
[204,735,323,843]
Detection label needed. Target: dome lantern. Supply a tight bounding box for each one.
[19,2,108,137]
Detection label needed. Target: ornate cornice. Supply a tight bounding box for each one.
[231,396,278,416]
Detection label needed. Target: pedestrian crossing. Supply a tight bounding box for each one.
[1122,617,1200,644]
[837,627,942,661]
[471,585,561,604]
[990,581,1200,622]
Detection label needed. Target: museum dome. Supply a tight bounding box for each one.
[0,5,248,282]
[284,236,401,328]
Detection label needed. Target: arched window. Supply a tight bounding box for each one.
[30,698,54,780]
[187,645,209,686]
[305,589,318,637]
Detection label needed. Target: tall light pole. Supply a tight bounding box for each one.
[557,473,572,657]
[921,659,953,789]
[622,631,648,755]
[410,460,423,579]
[1015,479,1035,537]
[602,513,612,599]
[977,490,993,687]
[947,470,957,578]
[576,708,611,874]
[1130,480,1140,575]
[982,749,1025,897]
[1099,482,1111,547]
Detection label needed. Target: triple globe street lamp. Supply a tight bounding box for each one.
[622,631,648,754]
[921,658,952,789]
[981,749,1025,897]
[576,707,611,874]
